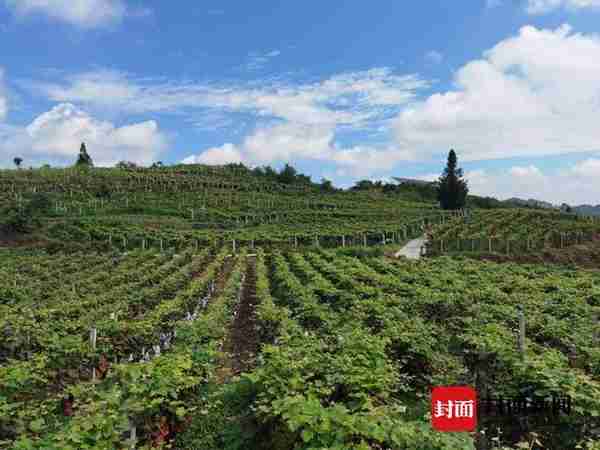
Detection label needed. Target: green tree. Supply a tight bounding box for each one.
[278,163,298,184]
[437,149,468,210]
[263,165,278,179]
[320,178,335,192]
[13,157,23,169]
[561,203,573,213]
[116,161,137,170]
[351,180,374,191]
[1,193,51,233]
[75,142,93,168]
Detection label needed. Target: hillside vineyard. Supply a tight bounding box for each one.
[1,165,599,449]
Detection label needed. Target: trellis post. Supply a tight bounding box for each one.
[129,421,137,449]
[90,328,97,380]
[518,305,526,359]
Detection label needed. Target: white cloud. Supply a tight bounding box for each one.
[34,68,429,174]
[425,50,443,64]
[181,123,334,168]
[570,157,600,177]
[242,122,334,162]
[182,143,243,165]
[464,161,600,204]
[28,67,428,127]
[42,25,600,176]
[393,25,600,161]
[245,50,281,70]
[182,122,415,177]
[3,0,147,28]
[0,103,167,167]
[526,0,600,14]
[0,69,7,121]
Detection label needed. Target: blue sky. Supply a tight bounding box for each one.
[0,0,599,204]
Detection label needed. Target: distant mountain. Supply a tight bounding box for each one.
[501,198,599,216]
[573,205,600,216]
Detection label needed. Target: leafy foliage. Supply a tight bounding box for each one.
[75,142,93,168]
[437,149,468,210]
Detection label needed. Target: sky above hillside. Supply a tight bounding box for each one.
[0,0,599,204]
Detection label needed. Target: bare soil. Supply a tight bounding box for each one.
[217,256,259,381]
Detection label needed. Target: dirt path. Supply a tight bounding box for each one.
[395,236,427,260]
[217,256,259,381]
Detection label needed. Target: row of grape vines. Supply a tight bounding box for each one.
[3,246,599,448]
[426,209,600,255]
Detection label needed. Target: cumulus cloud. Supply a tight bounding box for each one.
[393,24,600,161]
[28,24,600,178]
[3,0,146,28]
[182,143,243,165]
[181,122,415,177]
[181,123,334,167]
[32,67,429,173]
[0,103,167,167]
[526,0,600,14]
[464,161,600,204]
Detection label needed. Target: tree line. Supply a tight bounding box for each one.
[11,144,472,209]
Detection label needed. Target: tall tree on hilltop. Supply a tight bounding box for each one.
[278,163,298,184]
[13,157,23,169]
[75,142,94,168]
[437,149,468,210]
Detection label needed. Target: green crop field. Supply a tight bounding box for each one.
[1,166,599,450]
[426,209,600,255]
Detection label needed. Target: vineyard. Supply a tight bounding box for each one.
[1,166,600,449]
[0,166,464,252]
[426,209,600,256]
[1,245,599,449]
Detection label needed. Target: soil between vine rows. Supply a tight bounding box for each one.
[214,255,259,383]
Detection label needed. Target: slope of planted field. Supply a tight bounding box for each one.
[426,209,600,256]
[0,244,248,449]
[2,246,599,449]
[0,166,454,251]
